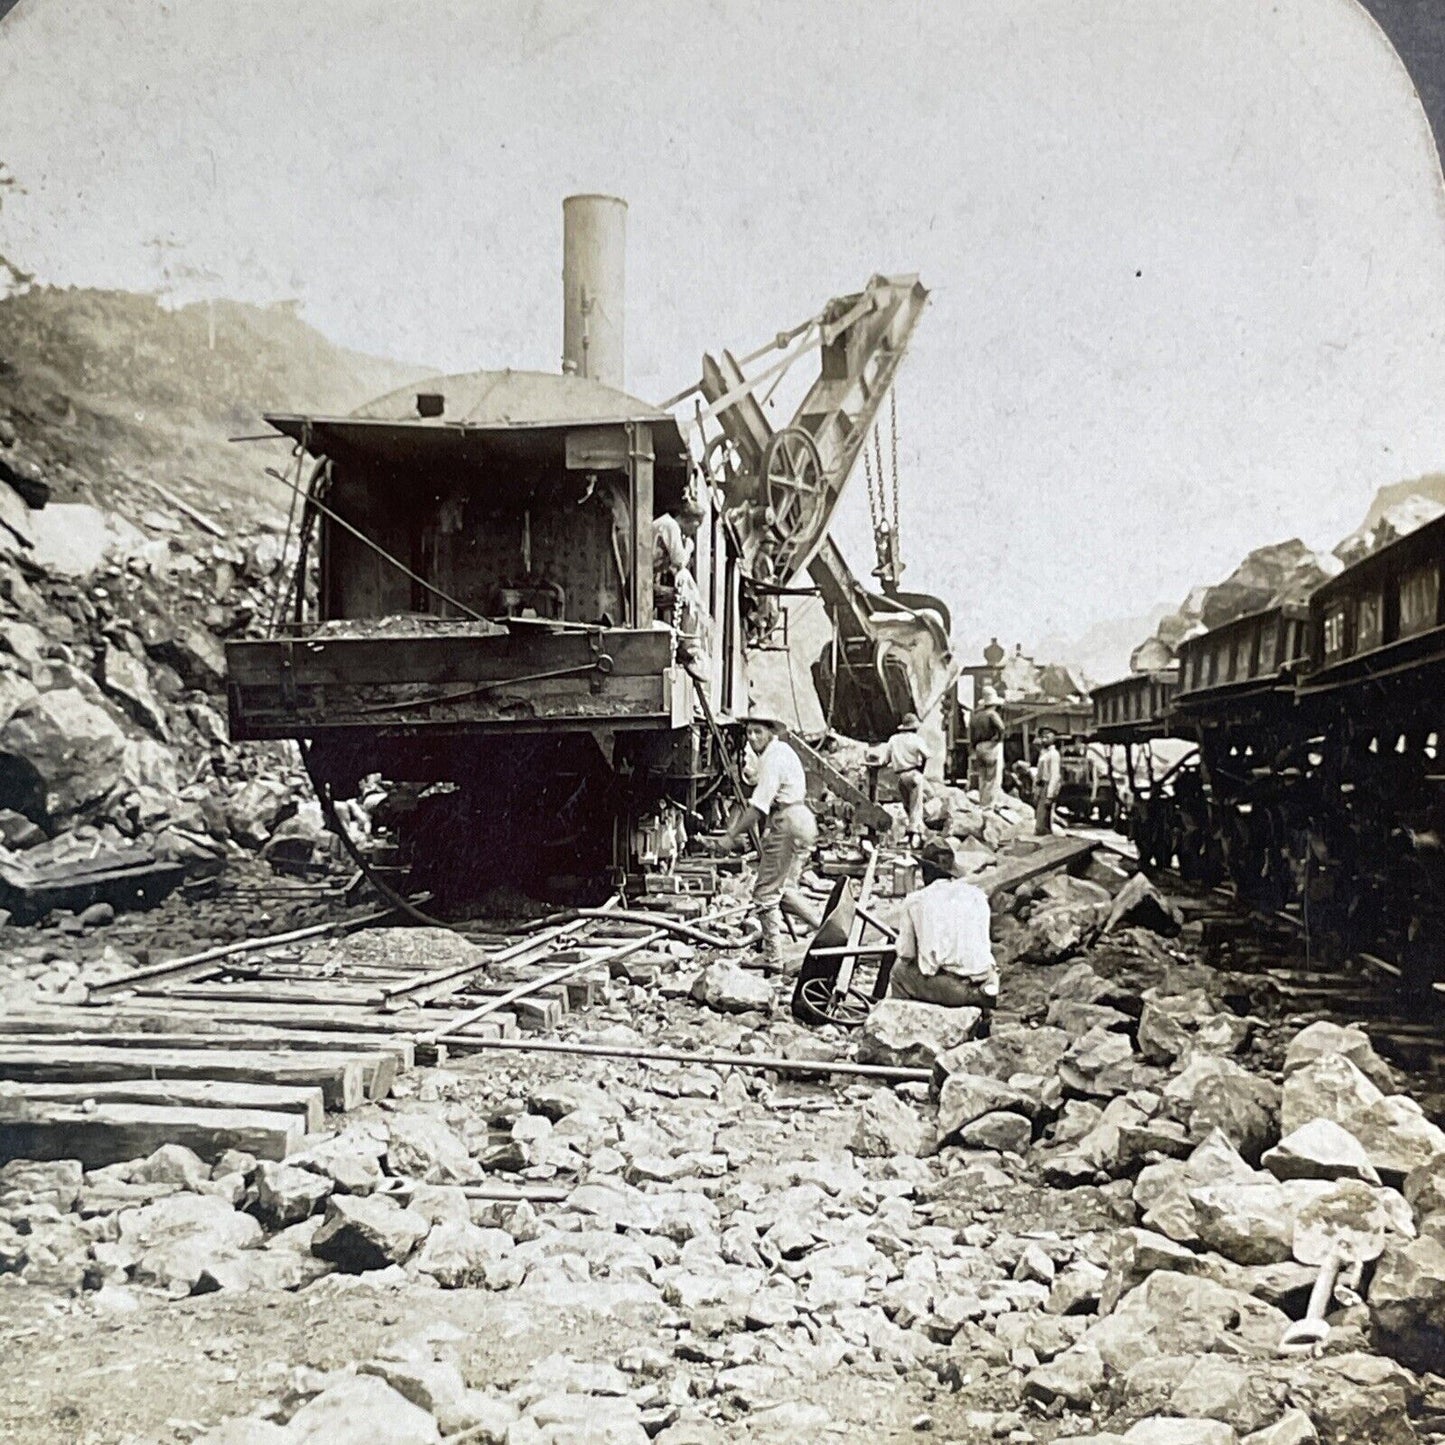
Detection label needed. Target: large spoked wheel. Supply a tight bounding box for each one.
[760,427,826,555]
[792,973,872,1027]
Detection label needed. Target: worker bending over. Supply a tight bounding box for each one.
[1034,727,1062,835]
[713,716,822,971]
[890,874,999,1013]
[969,686,1005,808]
[885,711,930,845]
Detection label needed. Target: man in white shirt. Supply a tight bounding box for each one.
[889,875,999,1011]
[715,716,821,970]
[885,711,930,845]
[1034,728,1062,835]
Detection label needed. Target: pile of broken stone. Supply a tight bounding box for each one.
[2,915,1443,1444]
[0,480,345,930]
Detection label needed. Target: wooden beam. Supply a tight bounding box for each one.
[0,1032,406,1099]
[0,1098,305,1169]
[9,1080,325,1131]
[0,1046,370,1112]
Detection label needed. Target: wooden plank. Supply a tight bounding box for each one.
[0,1005,515,1062]
[0,1023,412,1068]
[226,628,672,688]
[788,733,894,831]
[0,1098,305,1169]
[133,983,386,1006]
[18,1001,463,1034]
[972,837,1098,897]
[9,1080,325,1131]
[0,1047,369,1112]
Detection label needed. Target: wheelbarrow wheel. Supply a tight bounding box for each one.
[791,974,873,1028]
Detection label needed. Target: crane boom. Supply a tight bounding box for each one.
[695,274,929,593]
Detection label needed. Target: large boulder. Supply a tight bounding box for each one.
[1105,873,1183,937]
[1403,1152,1445,1224]
[858,999,982,1070]
[1280,1055,1382,1137]
[1279,1351,1422,1445]
[253,1162,332,1227]
[934,1024,1072,1086]
[1162,1056,1279,1164]
[0,688,128,820]
[1057,1026,1135,1097]
[1082,1270,1289,1373]
[412,1220,512,1288]
[1186,1181,1297,1266]
[937,1072,1039,1140]
[116,1194,263,1294]
[1261,1119,1380,1187]
[310,1194,429,1272]
[226,778,296,848]
[1003,900,1107,965]
[850,1089,931,1158]
[690,961,772,1014]
[1283,1021,1394,1092]
[384,1113,481,1186]
[286,1375,440,1444]
[97,645,169,739]
[1282,1056,1445,1182]
[150,624,227,693]
[1368,1232,1445,1376]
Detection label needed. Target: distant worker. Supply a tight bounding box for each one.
[709,716,821,972]
[1035,727,1062,835]
[889,874,999,1012]
[969,686,1005,808]
[885,711,930,845]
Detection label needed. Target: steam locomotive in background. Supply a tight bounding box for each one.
[1093,509,1445,989]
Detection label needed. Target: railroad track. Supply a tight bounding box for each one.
[0,897,752,1171]
[1081,826,1445,1090]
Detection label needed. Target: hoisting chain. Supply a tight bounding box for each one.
[863,421,882,533]
[889,389,901,551]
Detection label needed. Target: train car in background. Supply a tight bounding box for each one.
[1092,511,1445,986]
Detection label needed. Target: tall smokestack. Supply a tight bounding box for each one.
[562,194,626,391]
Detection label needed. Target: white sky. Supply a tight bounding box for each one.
[2,0,1444,669]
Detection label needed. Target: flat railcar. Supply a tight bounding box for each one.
[1092,513,1445,986]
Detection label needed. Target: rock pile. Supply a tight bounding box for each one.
[6,906,1445,1442]
[0,455,347,931]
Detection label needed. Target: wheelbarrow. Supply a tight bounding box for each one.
[791,843,898,1027]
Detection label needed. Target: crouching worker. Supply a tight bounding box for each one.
[889,874,999,1014]
[713,716,822,971]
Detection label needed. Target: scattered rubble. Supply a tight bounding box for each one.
[4,867,1444,1445]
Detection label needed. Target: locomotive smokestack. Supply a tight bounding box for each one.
[562,194,626,390]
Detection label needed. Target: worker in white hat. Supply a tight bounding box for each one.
[709,715,821,971]
[969,686,1005,808]
[885,711,930,845]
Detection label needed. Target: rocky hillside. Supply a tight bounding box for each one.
[0,286,427,515]
[0,287,428,926]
